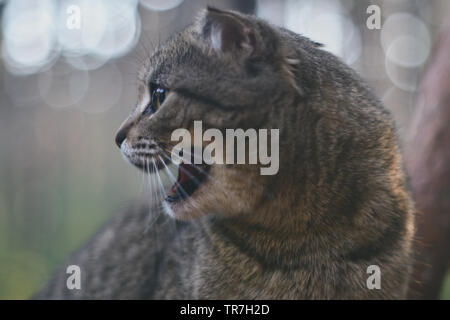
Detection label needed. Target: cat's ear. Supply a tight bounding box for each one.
[199,7,257,58]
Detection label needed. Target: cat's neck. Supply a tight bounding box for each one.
[202,193,321,270]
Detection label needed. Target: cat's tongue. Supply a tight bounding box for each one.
[165,163,201,201]
[171,163,195,193]
[166,162,208,202]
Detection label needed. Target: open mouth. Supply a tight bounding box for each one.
[122,143,210,203]
[166,163,209,203]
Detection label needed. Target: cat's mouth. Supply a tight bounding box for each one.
[165,163,210,203]
[121,143,210,203]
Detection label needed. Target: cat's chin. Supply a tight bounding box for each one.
[162,186,207,220]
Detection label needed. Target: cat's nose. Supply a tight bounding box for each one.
[115,125,130,148]
[115,129,127,148]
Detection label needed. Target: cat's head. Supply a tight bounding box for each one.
[115,8,313,220]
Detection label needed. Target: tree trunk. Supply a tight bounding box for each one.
[406,23,450,300]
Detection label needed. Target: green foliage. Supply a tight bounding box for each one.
[0,168,139,299]
[441,271,450,300]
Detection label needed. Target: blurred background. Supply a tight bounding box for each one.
[0,0,449,299]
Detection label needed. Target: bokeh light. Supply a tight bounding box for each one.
[86,1,141,59]
[1,0,141,74]
[386,35,430,68]
[76,63,123,114]
[384,56,420,92]
[2,0,58,75]
[283,0,362,65]
[380,12,431,92]
[381,13,431,68]
[38,60,90,109]
[3,72,47,108]
[139,0,184,12]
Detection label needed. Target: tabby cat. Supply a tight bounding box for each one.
[35,8,414,299]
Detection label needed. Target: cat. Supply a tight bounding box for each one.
[35,7,415,299]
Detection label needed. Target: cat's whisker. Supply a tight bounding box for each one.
[144,159,163,233]
[138,157,147,194]
[152,158,181,241]
[153,159,164,204]
[148,159,152,184]
[145,159,152,191]
[152,159,167,200]
[146,159,162,242]
[146,159,158,230]
[153,159,165,205]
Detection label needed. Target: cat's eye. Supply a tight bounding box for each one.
[142,83,168,116]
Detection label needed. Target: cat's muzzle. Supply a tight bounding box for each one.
[120,139,210,203]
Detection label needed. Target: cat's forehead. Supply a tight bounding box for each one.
[137,30,201,85]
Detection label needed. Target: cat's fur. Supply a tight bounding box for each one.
[35,8,414,299]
